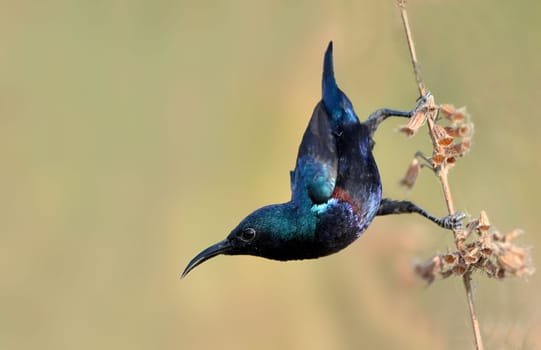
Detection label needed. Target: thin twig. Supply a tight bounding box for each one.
[464,271,484,350]
[397,0,426,97]
[396,1,485,349]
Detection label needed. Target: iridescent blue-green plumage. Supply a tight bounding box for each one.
[182,42,464,278]
[225,41,380,261]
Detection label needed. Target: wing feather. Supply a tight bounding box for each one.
[291,102,337,204]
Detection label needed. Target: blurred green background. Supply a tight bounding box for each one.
[1,0,540,349]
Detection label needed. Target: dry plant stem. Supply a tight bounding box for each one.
[425,120,456,216]
[427,119,484,350]
[396,1,485,349]
[463,271,483,350]
[397,2,426,97]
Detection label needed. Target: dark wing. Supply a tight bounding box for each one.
[291,101,338,204]
[290,42,362,204]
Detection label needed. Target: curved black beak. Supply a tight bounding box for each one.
[181,239,232,278]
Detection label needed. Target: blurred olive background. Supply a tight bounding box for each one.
[1,0,540,349]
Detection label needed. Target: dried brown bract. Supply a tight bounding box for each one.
[440,104,468,123]
[433,124,454,146]
[414,256,442,284]
[399,109,426,136]
[439,104,456,118]
[478,210,490,232]
[399,158,421,189]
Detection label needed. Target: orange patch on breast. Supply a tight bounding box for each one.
[332,187,362,214]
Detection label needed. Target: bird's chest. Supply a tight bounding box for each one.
[310,193,378,256]
[331,123,382,220]
[310,200,362,255]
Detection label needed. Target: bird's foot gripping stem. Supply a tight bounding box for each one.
[376,199,466,231]
[434,211,466,231]
[415,91,432,110]
[365,91,432,137]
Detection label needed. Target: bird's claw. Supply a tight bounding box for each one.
[414,91,432,112]
[410,91,433,117]
[415,91,432,104]
[441,211,466,231]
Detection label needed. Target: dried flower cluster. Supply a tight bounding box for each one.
[396,98,533,285]
[415,211,534,284]
[433,104,473,167]
[399,103,474,190]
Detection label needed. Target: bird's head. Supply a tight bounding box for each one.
[182,204,300,278]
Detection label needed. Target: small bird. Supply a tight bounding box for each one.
[182,42,464,278]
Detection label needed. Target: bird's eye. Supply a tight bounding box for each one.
[237,227,256,242]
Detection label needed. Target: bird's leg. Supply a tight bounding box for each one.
[377,198,465,230]
[365,93,431,137]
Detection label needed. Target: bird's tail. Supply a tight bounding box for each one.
[322,41,340,111]
[321,41,359,125]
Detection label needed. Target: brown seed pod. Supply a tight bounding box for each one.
[433,124,454,146]
[432,153,445,165]
[478,211,491,232]
[439,104,456,118]
[399,110,426,136]
[443,253,458,264]
[400,158,421,189]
